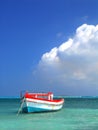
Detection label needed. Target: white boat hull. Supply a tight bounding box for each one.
[22,98,64,113]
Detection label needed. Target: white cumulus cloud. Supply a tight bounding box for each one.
[33,24,98,96]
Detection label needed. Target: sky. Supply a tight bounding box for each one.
[0,0,98,97]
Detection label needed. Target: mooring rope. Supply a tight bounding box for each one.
[17,98,25,115]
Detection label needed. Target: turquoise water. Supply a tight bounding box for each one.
[0,97,98,130]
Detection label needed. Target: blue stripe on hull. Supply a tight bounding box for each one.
[23,107,51,113]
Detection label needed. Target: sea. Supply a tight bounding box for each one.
[0,97,98,130]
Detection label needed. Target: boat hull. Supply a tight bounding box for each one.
[22,98,64,113]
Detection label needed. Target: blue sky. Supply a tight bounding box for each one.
[0,0,98,96]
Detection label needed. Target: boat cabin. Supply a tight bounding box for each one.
[24,92,53,100]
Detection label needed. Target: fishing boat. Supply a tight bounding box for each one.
[19,92,64,113]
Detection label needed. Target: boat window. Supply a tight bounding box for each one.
[38,96,48,99]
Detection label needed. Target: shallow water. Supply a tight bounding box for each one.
[0,97,98,130]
